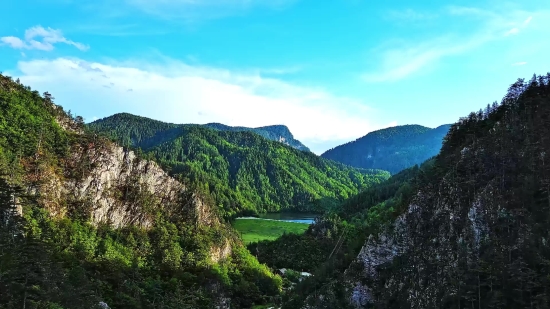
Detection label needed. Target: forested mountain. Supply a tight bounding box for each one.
[88,113,390,217]
[90,113,310,151]
[254,163,426,308]
[290,74,550,308]
[203,122,310,152]
[0,74,283,308]
[321,124,450,174]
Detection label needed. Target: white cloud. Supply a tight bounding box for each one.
[1,37,26,49]
[512,61,527,66]
[12,57,390,154]
[364,6,545,83]
[362,35,484,82]
[505,27,520,36]
[0,26,88,51]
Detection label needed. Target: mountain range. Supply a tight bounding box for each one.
[3,72,549,309]
[321,124,451,174]
[88,113,390,217]
[90,113,310,152]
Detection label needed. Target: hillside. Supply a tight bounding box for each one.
[89,113,390,217]
[290,74,550,308]
[0,74,282,309]
[203,122,310,152]
[90,113,310,151]
[321,124,450,174]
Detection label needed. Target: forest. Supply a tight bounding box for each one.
[88,113,390,218]
[3,71,550,309]
[264,73,550,308]
[0,74,283,308]
[321,124,450,174]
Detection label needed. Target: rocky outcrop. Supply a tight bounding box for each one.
[343,77,550,308]
[37,138,219,228]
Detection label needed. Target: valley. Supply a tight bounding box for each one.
[232,218,309,244]
[2,72,550,309]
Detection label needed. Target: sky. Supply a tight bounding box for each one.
[1,0,549,154]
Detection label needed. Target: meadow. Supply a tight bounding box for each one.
[232,219,309,244]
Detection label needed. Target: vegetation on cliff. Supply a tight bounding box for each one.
[0,74,282,309]
[279,73,550,308]
[89,113,390,217]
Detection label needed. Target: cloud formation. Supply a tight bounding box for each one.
[364,6,542,82]
[12,57,390,154]
[0,26,88,51]
[512,61,527,66]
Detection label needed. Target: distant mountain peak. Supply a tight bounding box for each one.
[322,124,451,174]
[91,114,310,152]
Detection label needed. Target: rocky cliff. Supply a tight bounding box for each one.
[342,76,550,308]
[0,73,282,309]
[40,140,219,229]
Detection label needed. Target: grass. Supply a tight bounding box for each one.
[232,219,309,244]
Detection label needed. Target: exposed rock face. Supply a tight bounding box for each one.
[210,239,233,263]
[347,177,500,308]
[36,137,223,242]
[344,78,550,308]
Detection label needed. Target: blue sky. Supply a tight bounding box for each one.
[1,0,549,154]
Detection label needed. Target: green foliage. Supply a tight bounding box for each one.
[0,74,283,308]
[322,124,450,174]
[88,113,391,217]
[284,73,550,308]
[232,219,309,244]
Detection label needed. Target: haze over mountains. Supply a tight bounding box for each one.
[322,124,451,174]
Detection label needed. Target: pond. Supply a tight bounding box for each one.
[238,212,318,224]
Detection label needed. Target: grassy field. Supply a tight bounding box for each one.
[232,219,309,244]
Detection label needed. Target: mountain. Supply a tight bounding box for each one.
[88,113,390,217]
[204,122,310,151]
[321,124,451,174]
[0,74,282,308]
[289,74,550,308]
[90,113,310,151]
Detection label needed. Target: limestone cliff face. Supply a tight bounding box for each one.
[343,79,550,308]
[347,175,496,308]
[34,135,228,257]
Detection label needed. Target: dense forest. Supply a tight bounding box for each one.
[4,67,550,309]
[321,124,450,174]
[91,113,310,152]
[89,113,390,217]
[0,74,283,308]
[270,73,550,308]
[248,163,425,308]
[203,122,310,152]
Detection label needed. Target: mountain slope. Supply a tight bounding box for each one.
[204,122,310,151]
[0,74,282,308]
[303,74,550,308]
[90,113,310,151]
[321,124,451,174]
[89,114,391,217]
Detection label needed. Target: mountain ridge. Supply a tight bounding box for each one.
[321,123,451,174]
[88,113,390,217]
[91,113,311,152]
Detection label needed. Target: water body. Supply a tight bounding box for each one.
[248,212,319,224]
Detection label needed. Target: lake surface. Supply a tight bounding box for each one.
[237,213,318,224]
